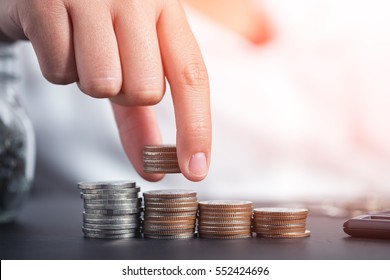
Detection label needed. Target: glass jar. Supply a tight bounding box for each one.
[0,43,35,223]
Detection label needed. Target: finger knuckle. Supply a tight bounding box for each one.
[181,60,209,89]
[79,78,121,98]
[123,84,165,106]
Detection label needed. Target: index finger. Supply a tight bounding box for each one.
[157,1,211,182]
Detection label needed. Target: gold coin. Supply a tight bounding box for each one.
[252,222,306,229]
[143,216,196,222]
[199,220,252,227]
[144,197,198,203]
[254,226,306,234]
[143,224,195,230]
[144,202,199,208]
[143,189,197,199]
[143,151,178,158]
[143,228,195,235]
[198,229,252,235]
[257,230,311,238]
[144,233,195,239]
[199,200,253,209]
[253,217,307,225]
[143,145,177,153]
[253,207,308,216]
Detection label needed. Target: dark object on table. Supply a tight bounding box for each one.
[343,211,390,239]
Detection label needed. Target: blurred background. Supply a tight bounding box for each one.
[11,0,390,218]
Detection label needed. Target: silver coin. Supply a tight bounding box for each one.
[82,212,140,219]
[82,227,139,235]
[83,197,142,205]
[81,187,140,194]
[80,193,140,199]
[84,232,139,239]
[83,203,142,210]
[83,222,140,230]
[84,208,142,215]
[83,217,140,224]
[78,180,136,190]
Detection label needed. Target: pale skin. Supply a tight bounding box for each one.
[0,0,265,182]
[0,0,211,182]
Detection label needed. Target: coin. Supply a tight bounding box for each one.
[83,197,142,204]
[257,230,311,238]
[143,151,178,158]
[143,223,195,230]
[83,222,140,230]
[83,203,142,210]
[83,217,140,224]
[253,207,308,216]
[84,232,139,239]
[82,212,140,219]
[143,166,181,173]
[198,220,252,227]
[80,193,140,200]
[143,201,198,208]
[78,180,136,190]
[143,159,179,164]
[199,200,253,209]
[82,227,139,235]
[143,233,196,239]
[144,197,198,203]
[84,208,142,215]
[143,145,180,174]
[143,189,197,198]
[142,189,197,239]
[144,145,177,152]
[82,187,140,194]
[197,200,253,239]
[252,207,310,239]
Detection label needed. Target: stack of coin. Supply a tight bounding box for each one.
[78,181,142,239]
[143,145,181,173]
[142,189,198,239]
[198,200,253,239]
[253,207,310,238]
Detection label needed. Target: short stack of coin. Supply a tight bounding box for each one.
[143,145,181,173]
[142,190,198,239]
[78,181,142,239]
[253,207,310,238]
[198,200,253,239]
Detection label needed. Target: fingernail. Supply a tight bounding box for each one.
[188,153,208,177]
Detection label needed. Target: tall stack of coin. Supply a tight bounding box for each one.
[78,181,142,239]
[198,200,253,239]
[142,190,198,239]
[143,145,181,173]
[253,208,310,238]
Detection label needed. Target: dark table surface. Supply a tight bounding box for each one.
[2,191,390,260]
[1,166,390,260]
